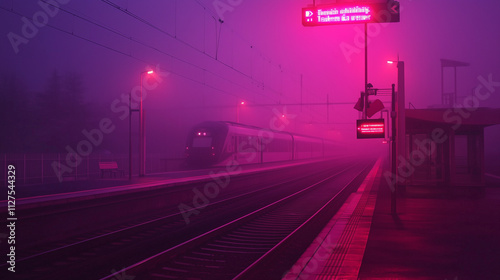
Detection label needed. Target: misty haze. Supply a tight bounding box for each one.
[1,0,499,279]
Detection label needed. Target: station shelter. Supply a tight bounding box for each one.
[403,108,500,187]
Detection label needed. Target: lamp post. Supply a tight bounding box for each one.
[387,60,405,215]
[129,92,136,180]
[139,70,153,177]
[129,69,154,180]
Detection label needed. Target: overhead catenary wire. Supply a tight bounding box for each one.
[99,0,287,97]
[6,1,281,104]
[98,0,318,108]
[4,0,331,122]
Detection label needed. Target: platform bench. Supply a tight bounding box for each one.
[99,161,124,178]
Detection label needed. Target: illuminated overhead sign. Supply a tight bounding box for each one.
[302,1,400,26]
[357,119,385,139]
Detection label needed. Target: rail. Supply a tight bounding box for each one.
[100,161,373,279]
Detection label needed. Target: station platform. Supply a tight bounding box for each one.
[0,158,340,210]
[284,160,500,280]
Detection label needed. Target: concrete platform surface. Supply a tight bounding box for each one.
[283,160,500,280]
[358,173,500,279]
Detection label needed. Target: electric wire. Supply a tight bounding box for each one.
[3,0,331,122]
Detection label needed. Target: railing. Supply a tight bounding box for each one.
[1,153,186,187]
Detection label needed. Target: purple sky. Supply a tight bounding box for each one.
[1,0,500,158]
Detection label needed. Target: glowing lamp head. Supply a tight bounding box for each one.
[387,61,394,64]
[240,101,245,105]
[147,70,154,74]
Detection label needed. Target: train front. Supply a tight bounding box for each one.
[185,122,228,166]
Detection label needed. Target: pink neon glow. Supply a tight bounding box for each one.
[147,70,154,74]
[304,5,372,25]
[302,2,399,26]
[387,61,394,64]
[358,123,384,134]
[240,101,245,105]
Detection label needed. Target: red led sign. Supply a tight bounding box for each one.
[302,1,400,26]
[357,119,385,139]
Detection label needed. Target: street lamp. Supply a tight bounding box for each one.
[387,59,405,215]
[139,70,153,177]
[129,70,154,180]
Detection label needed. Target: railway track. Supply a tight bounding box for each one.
[101,161,373,280]
[1,159,368,279]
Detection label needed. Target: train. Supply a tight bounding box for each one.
[185,121,336,166]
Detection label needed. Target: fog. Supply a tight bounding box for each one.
[1,0,499,172]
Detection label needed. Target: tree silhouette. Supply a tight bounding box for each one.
[0,73,29,152]
[27,70,90,152]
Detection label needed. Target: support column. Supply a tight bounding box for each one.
[396,61,405,191]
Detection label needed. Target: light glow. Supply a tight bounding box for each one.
[302,2,400,26]
[358,123,384,134]
[147,70,154,74]
[387,61,394,64]
[356,119,385,139]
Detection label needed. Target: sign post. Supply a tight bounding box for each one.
[302,1,401,215]
[302,1,400,120]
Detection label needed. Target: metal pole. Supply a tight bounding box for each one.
[129,92,132,180]
[391,83,397,215]
[364,23,368,119]
[41,154,44,184]
[142,109,146,176]
[139,74,144,177]
[397,61,406,195]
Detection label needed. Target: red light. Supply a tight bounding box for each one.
[357,119,385,139]
[240,101,245,105]
[197,132,201,136]
[147,70,154,74]
[203,132,207,136]
[358,123,384,133]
